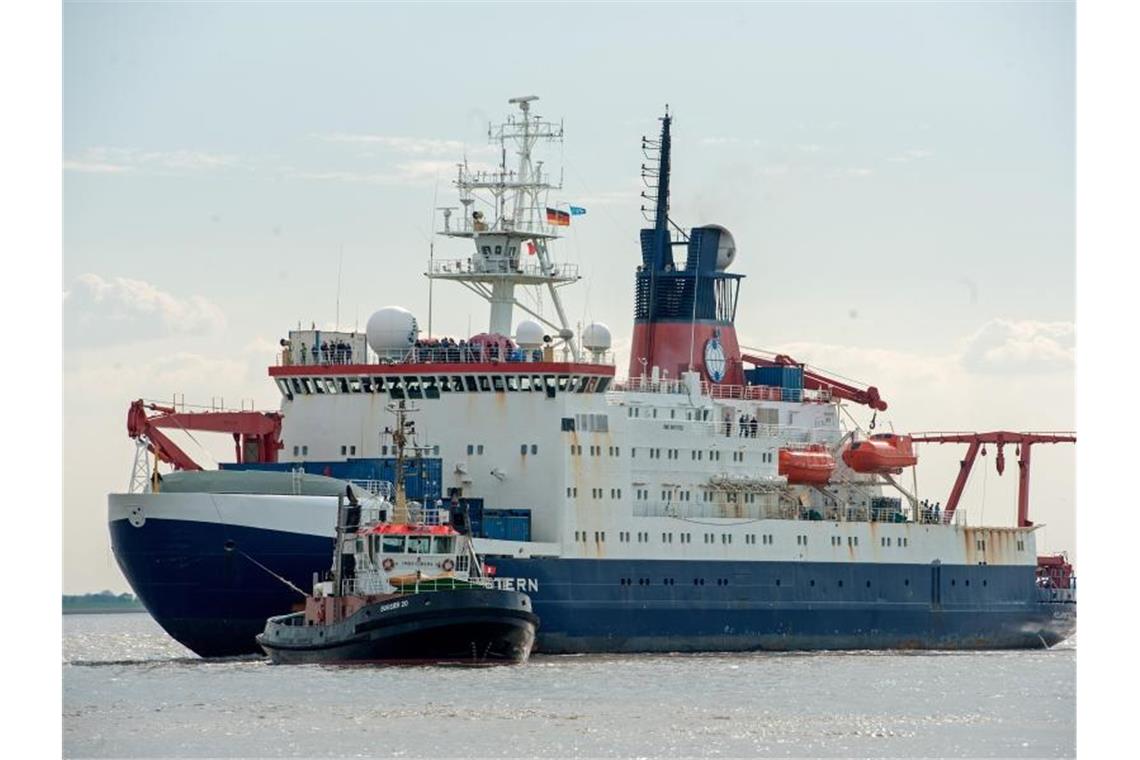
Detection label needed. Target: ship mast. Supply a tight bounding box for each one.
[388,400,415,524]
[426,96,581,359]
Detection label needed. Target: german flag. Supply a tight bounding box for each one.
[546,207,571,227]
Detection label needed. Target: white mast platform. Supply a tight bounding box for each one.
[427,96,581,359]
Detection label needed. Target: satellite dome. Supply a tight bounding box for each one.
[515,320,544,348]
[582,322,612,352]
[704,224,737,271]
[366,306,418,354]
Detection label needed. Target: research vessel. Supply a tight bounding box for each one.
[108,96,1076,657]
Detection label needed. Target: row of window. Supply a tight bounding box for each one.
[607,576,990,590]
[277,373,612,399]
[882,537,910,547]
[569,531,825,546]
[381,444,440,456]
[567,487,624,499]
[628,407,713,421]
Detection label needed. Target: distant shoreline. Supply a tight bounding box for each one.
[63,592,145,615]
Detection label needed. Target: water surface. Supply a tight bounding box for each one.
[64,613,1074,758]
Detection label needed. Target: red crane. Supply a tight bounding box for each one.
[127,399,284,471]
[741,352,888,411]
[908,431,1076,527]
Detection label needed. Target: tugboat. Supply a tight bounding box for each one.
[256,403,539,665]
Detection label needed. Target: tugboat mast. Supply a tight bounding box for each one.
[427,96,581,358]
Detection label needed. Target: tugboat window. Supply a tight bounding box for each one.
[433,537,455,554]
[406,536,432,554]
[381,535,406,553]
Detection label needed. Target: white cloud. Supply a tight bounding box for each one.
[285,159,489,186]
[315,133,468,155]
[63,147,240,174]
[959,319,1074,374]
[829,167,874,178]
[65,273,227,346]
[887,148,935,163]
[63,160,132,174]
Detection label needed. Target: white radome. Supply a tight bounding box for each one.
[515,320,545,348]
[706,224,737,271]
[582,322,612,351]
[366,306,419,353]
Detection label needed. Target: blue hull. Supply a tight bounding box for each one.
[110,518,1075,657]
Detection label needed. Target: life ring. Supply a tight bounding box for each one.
[442,558,455,572]
[382,557,395,571]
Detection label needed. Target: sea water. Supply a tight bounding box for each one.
[63,613,1074,758]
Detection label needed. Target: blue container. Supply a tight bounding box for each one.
[749,365,804,392]
[481,508,532,541]
[224,457,443,502]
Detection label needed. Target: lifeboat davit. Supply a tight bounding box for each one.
[842,433,918,474]
[778,444,836,485]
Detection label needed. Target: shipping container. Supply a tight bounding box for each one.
[747,365,804,392]
[480,508,532,541]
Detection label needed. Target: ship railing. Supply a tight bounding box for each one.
[372,346,568,366]
[279,343,613,367]
[440,217,566,236]
[348,480,394,500]
[702,382,833,404]
[428,258,579,280]
[610,377,832,404]
[1036,586,1076,603]
[632,501,778,520]
[401,506,451,526]
[611,376,691,395]
[614,409,820,442]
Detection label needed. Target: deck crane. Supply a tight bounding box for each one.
[908,431,1076,527]
[127,399,284,471]
[740,351,888,411]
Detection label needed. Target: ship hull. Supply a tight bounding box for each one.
[256,590,538,665]
[110,509,1075,657]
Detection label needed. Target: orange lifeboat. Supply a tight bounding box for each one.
[841,433,918,474]
[778,444,836,485]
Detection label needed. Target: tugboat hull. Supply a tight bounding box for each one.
[256,588,538,665]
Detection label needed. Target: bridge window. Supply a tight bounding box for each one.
[382,535,406,553]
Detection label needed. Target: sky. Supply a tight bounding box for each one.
[62,1,1075,594]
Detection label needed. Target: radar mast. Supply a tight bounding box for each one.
[427,96,581,358]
